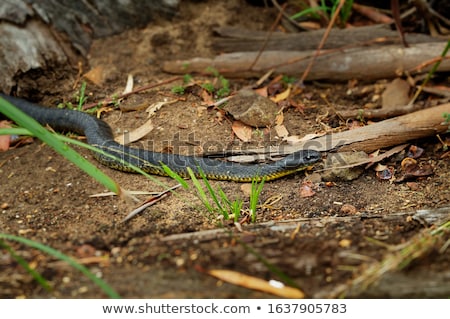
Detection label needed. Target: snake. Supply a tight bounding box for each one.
[0,93,321,182]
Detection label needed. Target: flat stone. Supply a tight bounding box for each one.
[224,89,278,127]
[322,151,369,181]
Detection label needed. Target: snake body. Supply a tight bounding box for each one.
[1,94,321,182]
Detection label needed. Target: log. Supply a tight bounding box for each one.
[162,207,450,243]
[212,25,439,53]
[0,0,179,94]
[227,103,450,156]
[162,42,450,81]
[300,103,450,153]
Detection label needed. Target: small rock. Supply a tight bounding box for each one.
[322,151,369,181]
[224,89,278,127]
[305,172,322,183]
[340,204,357,214]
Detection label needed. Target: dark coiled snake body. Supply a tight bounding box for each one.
[0,94,320,182]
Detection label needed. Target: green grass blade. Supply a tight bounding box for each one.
[250,176,266,223]
[0,234,120,298]
[290,6,326,20]
[0,127,32,136]
[232,200,243,222]
[0,239,51,291]
[77,81,88,110]
[0,97,121,195]
[160,163,189,189]
[218,188,233,208]
[218,187,233,218]
[197,167,228,219]
[186,167,214,212]
[2,234,120,298]
[409,39,449,105]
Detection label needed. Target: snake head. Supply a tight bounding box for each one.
[283,150,322,168]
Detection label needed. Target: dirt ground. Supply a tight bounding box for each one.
[1,0,449,298]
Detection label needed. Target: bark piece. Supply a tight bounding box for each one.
[0,0,179,93]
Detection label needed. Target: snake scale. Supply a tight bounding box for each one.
[0,94,321,182]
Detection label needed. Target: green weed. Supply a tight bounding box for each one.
[57,81,92,111]
[161,164,265,223]
[205,67,231,98]
[171,85,186,95]
[443,112,450,132]
[250,176,266,223]
[290,0,353,26]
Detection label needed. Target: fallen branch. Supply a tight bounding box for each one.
[161,207,450,243]
[212,25,437,53]
[162,42,450,81]
[233,102,450,155]
[337,103,425,119]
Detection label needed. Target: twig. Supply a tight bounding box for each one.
[270,0,307,31]
[248,1,286,71]
[391,0,409,47]
[337,103,423,119]
[161,206,450,243]
[82,76,181,110]
[299,0,345,83]
[122,184,182,222]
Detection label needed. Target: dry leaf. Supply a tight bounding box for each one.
[254,86,268,97]
[382,78,410,109]
[283,132,325,144]
[123,74,134,94]
[115,118,153,145]
[208,269,305,298]
[0,120,12,151]
[271,85,291,103]
[339,239,352,248]
[374,163,388,172]
[353,3,394,24]
[83,66,105,86]
[299,182,315,198]
[275,112,284,126]
[146,99,178,118]
[232,120,252,142]
[275,124,289,138]
[201,88,215,105]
